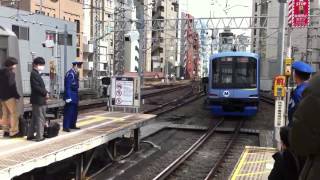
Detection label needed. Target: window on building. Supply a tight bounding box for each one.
[35,10,45,15]
[75,19,80,33]
[76,48,80,57]
[103,63,108,70]
[55,33,73,46]
[76,34,80,47]
[12,25,29,40]
[47,12,50,16]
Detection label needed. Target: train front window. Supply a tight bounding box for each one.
[212,57,257,89]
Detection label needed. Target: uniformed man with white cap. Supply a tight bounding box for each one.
[63,61,82,132]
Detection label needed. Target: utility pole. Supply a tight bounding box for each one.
[277,0,287,75]
[93,0,101,90]
[164,0,169,84]
[113,0,126,76]
[210,29,214,54]
[274,0,287,150]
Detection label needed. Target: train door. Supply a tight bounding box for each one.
[0,28,24,120]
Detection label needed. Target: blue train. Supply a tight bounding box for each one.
[206,51,260,116]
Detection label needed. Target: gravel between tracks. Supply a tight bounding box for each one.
[94,97,274,180]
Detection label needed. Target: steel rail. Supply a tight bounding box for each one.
[260,95,275,105]
[152,118,225,180]
[204,119,244,180]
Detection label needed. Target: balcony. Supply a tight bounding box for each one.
[83,41,93,54]
[82,61,90,70]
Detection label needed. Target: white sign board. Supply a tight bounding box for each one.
[114,78,134,106]
[274,99,286,128]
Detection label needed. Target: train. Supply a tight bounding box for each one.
[0,26,25,122]
[205,51,260,116]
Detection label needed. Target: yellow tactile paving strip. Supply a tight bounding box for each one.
[230,146,277,180]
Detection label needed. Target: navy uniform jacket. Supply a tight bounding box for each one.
[64,68,79,104]
[288,82,308,126]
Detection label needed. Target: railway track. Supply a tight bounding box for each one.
[152,118,244,180]
[260,95,275,105]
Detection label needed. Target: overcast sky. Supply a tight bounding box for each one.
[180,0,253,18]
[179,0,253,36]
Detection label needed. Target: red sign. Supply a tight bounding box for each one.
[291,0,310,28]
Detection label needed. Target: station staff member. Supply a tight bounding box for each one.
[288,61,314,127]
[63,61,82,132]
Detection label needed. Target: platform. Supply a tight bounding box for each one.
[0,111,156,179]
[229,146,277,180]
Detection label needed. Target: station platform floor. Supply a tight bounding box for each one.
[229,146,277,180]
[0,111,155,180]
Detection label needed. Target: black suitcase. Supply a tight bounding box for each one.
[19,116,29,136]
[44,122,60,138]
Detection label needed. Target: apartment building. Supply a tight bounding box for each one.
[180,12,200,79]
[151,0,179,76]
[83,0,114,79]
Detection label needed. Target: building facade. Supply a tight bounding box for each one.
[151,0,179,77]
[180,12,200,79]
[83,0,114,80]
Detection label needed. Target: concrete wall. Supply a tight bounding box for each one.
[0,6,76,95]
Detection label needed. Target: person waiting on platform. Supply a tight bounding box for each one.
[63,61,82,132]
[0,57,22,138]
[268,127,300,180]
[290,72,320,180]
[288,61,314,127]
[27,57,48,142]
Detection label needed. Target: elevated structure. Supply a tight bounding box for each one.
[0,111,155,179]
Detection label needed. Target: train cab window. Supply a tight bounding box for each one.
[212,56,257,89]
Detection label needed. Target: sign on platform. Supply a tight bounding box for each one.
[289,0,310,28]
[114,77,134,106]
[273,76,286,97]
[274,99,286,128]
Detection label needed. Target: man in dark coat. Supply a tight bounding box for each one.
[27,57,48,142]
[0,57,21,137]
[290,72,320,180]
[269,127,300,180]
